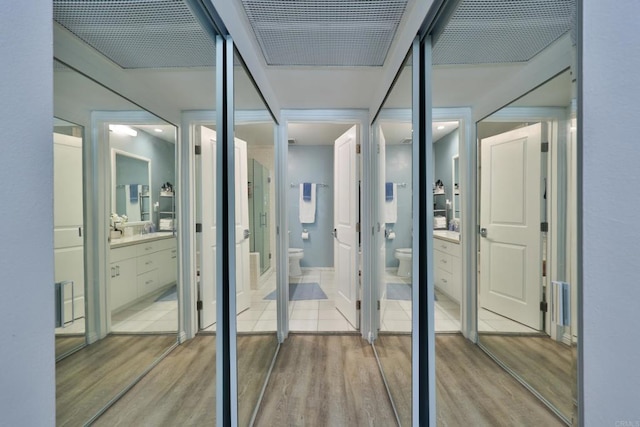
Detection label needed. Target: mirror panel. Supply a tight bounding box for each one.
[477,68,577,422]
[373,51,413,426]
[54,59,178,425]
[233,49,278,426]
[54,117,86,359]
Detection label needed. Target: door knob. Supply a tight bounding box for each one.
[332,228,337,239]
[480,227,488,238]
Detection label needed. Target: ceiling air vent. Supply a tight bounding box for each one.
[53,0,216,69]
[240,0,409,67]
[433,0,576,65]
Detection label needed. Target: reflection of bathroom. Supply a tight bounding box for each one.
[432,121,462,332]
[379,121,414,332]
[54,119,86,350]
[107,122,178,333]
[286,122,358,332]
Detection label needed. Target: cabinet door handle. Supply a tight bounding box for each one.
[441,259,447,264]
[146,261,153,266]
[116,265,120,276]
[111,267,115,278]
[442,278,448,284]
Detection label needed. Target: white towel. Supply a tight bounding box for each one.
[384,183,397,223]
[299,183,316,223]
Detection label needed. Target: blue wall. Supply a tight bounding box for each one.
[288,145,334,268]
[385,144,413,267]
[111,130,175,228]
[433,130,459,217]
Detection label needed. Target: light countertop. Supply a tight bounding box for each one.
[433,230,460,244]
[110,231,174,249]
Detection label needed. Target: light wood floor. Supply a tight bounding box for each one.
[480,335,575,420]
[56,334,176,427]
[254,334,397,426]
[93,333,278,427]
[375,334,565,426]
[55,335,85,359]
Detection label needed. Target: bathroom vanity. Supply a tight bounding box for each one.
[433,230,461,303]
[110,232,177,311]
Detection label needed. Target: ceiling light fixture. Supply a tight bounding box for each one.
[154,128,163,133]
[109,124,137,137]
[437,125,445,130]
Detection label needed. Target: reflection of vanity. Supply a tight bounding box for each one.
[110,233,176,312]
[433,230,461,303]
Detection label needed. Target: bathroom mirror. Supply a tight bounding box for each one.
[233,48,279,426]
[373,50,413,426]
[111,150,151,223]
[54,58,178,425]
[476,68,577,423]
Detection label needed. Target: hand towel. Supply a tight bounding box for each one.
[129,183,139,203]
[299,183,316,223]
[384,183,397,223]
[385,182,394,201]
[303,182,312,201]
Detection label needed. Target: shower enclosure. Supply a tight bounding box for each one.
[249,159,271,274]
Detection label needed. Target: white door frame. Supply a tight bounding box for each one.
[180,110,275,340]
[277,109,370,342]
[476,106,568,337]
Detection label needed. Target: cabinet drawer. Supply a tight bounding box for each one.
[434,267,453,293]
[111,245,138,263]
[136,241,161,256]
[433,238,461,257]
[137,253,159,274]
[137,269,159,297]
[434,250,452,273]
[154,237,176,252]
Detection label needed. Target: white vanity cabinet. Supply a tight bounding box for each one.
[110,246,138,311]
[433,236,461,303]
[110,236,177,312]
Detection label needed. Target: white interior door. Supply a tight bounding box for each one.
[54,133,85,322]
[377,127,387,322]
[334,125,359,328]
[234,137,251,315]
[480,123,543,330]
[199,126,217,329]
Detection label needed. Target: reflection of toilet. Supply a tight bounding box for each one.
[395,248,412,277]
[289,248,304,277]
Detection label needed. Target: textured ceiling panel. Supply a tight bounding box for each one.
[53,0,215,69]
[241,0,408,66]
[433,0,575,65]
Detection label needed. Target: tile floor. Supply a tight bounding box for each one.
[230,268,357,333]
[379,271,462,333]
[111,287,178,333]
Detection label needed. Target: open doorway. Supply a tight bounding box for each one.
[286,122,361,332]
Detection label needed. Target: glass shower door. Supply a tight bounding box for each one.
[250,159,270,274]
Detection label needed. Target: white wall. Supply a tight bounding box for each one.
[0,1,55,425]
[581,0,640,424]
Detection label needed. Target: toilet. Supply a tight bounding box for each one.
[288,248,304,277]
[394,248,412,277]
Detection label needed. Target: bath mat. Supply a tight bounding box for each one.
[155,286,177,302]
[386,283,412,301]
[263,282,328,301]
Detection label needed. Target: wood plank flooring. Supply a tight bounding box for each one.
[254,334,397,426]
[480,335,575,420]
[55,335,85,359]
[375,334,565,426]
[374,334,412,426]
[93,333,278,427]
[56,334,176,427]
